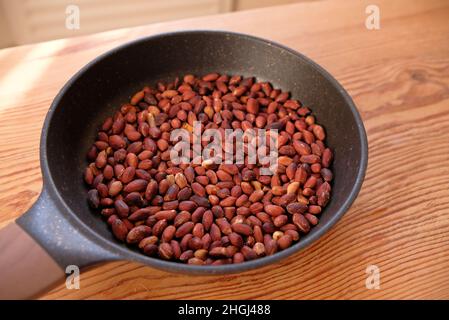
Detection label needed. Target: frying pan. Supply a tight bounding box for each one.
[0,31,368,299]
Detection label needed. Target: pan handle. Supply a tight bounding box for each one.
[0,188,119,299]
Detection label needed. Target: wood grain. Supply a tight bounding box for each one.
[0,0,449,299]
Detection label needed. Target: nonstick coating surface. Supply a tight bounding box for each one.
[41,31,367,273]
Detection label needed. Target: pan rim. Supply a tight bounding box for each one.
[40,30,368,274]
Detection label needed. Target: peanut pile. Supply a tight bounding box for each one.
[84,73,333,265]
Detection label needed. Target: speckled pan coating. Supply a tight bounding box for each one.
[17,31,368,274]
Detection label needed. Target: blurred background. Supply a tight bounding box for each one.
[0,0,314,48]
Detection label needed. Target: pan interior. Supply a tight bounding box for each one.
[45,32,364,260]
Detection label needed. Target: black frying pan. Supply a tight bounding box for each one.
[0,31,368,299]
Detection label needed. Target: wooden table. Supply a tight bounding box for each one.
[1,0,448,299]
